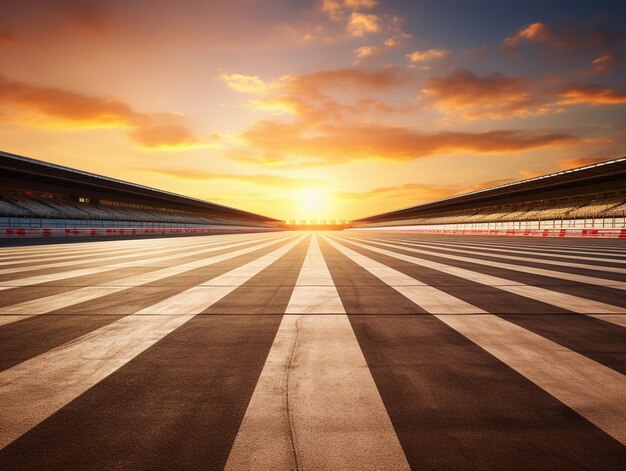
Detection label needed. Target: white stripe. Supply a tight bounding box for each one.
[135,235,307,314]
[334,235,626,445]
[331,236,626,314]
[0,238,237,275]
[0,233,287,288]
[0,232,275,260]
[405,239,626,263]
[0,234,304,450]
[343,237,626,290]
[285,234,345,314]
[0,246,143,266]
[399,238,626,258]
[366,237,626,274]
[0,233,208,256]
[226,234,410,471]
[0,235,244,266]
[0,234,298,319]
[323,235,484,314]
[436,314,626,445]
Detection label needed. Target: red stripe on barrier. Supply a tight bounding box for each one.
[353,228,626,238]
[1,227,281,238]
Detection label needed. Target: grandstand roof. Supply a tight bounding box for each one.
[356,156,626,223]
[0,151,279,222]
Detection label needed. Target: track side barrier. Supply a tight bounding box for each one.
[348,227,626,238]
[1,226,282,238]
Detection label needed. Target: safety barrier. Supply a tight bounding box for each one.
[0,226,281,238]
[348,227,626,238]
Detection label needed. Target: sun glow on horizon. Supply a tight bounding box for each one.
[293,188,333,222]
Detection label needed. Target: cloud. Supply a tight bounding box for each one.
[557,84,626,105]
[224,66,412,123]
[289,67,409,92]
[129,126,215,150]
[335,182,459,202]
[504,22,554,47]
[221,66,575,167]
[210,174,323,188]
[220,73,268,94]
[335,181,461,219]
[322,0,378,21]
[407,48,449,62]
[469,178,518,190]
[353,34,405,64]
[384,37,400,47]
[422,70,546,119]
[503,21,623,75]
[505,21,623,51]
[0,74,205,149]
[135,168,322,187]
[344,0,378,8]
[233,120,575,166]
[224,67,410,97]
[559,157,612,169]
[583,54,617,75]
[347,12,380,37]
[354,45,382,60]
[422,70,626,119]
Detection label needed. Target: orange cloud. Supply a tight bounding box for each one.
[423,70,626,119]
[354,45,382,60]
[503,21,623,75]
[347,12,380,37]
[225,67,412,123]
[344,0,378,8]
[224,67,409,97]
[384,37,400,47]
[504,22,554,47]
[584,54,617,75]
[336,182,458,201]
[559,157,612,169]
[129,125,211,150]
[335,182,460,217]
[135,168,322,187]
[422,70,544,119]
[322,0,378,21]
[557,85,626,105]
[0,74,204,149]
[220,73,268,94]
[469,178,517,190]
[353,34,408,64]
[221,66,575,167]
[407,48,449,62]
[234,120,575,166]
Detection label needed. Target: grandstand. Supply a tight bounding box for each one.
[352,157,626,234]
[0,151,280,234]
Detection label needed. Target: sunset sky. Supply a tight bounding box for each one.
[1,0,625,221]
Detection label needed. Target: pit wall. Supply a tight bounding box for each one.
[1,226,282,238]
[348,226,626,238]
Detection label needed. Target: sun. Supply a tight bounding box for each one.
[296,189,330,220]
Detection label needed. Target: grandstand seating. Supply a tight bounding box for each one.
[2,186,623,231]
[0,191,274,229]
[356,193,626,229]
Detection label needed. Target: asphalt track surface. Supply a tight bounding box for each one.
[0,231,624,470]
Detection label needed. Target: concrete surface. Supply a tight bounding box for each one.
[0,231,624,470]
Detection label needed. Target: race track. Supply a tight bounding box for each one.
[0,231,624,470]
